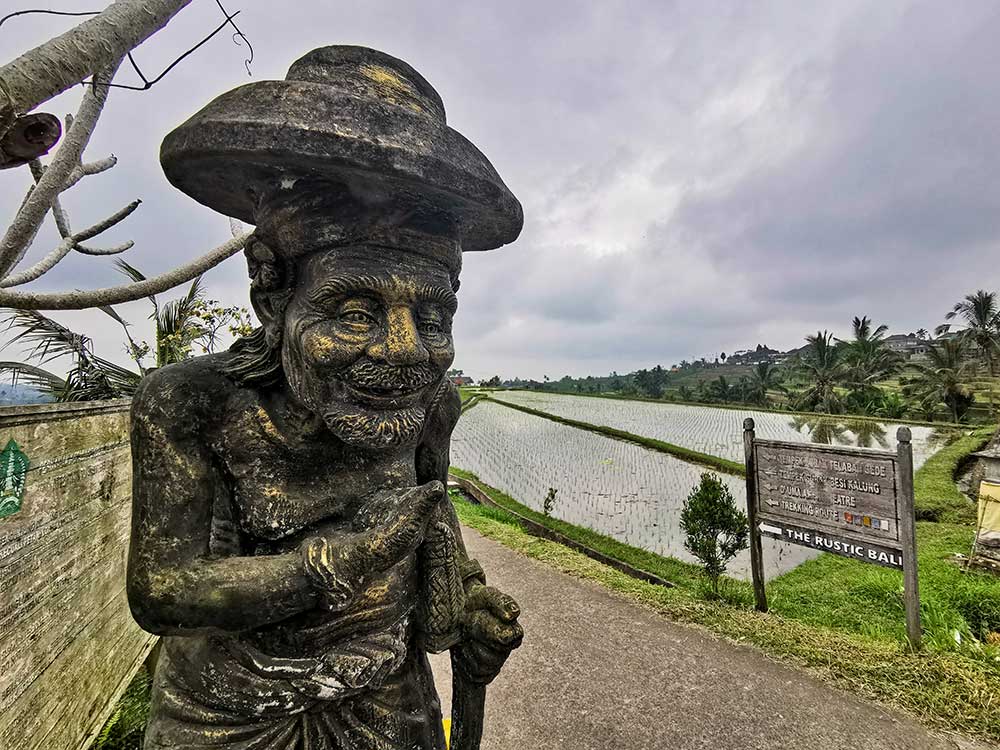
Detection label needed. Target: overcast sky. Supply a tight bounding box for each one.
[3,1,999,381]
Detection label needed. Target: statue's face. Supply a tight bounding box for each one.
[279,245,456,449]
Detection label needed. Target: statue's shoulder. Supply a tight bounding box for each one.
[131,353,241,436]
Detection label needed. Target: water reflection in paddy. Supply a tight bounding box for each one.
[452,401,818,581]
[491,391,949,469]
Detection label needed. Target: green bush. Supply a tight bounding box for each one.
[680,473,749,597]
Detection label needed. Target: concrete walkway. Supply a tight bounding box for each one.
[430,527,994,750]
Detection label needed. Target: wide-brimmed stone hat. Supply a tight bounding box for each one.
[160,46,522,254]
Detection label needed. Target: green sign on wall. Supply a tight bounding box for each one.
[0,438,29,519]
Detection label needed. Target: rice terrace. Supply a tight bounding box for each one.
[452,391,944,578]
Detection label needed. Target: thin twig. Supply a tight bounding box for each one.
[0,200,140,288]
[86,10,242,91]
[63,155,116,190]
[215,0,253,75]
[0,9,100,30]
[29,156,129,255]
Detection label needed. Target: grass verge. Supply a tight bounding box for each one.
[451,468,1000,742]
[913,427,995,523]
[485,396,746,476]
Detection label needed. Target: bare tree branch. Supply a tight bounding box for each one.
[63,155,117,190]
[28,156,128,256]
[0,232,249,309]
[0,65,119,277]
[0,0,193,128]
[0,199,141,288]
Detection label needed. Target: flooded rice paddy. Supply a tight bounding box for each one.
[490,391,943,469]
[451,400,819,580]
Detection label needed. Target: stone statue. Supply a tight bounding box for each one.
[127,46,524,750]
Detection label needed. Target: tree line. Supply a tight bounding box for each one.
[510,289,1000,424]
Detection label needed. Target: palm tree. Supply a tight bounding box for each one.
[0,268,251,402]
[937,290,1000,415]
[938,290,1000,377]
[838,316,903,413]
[116,262,212,369]
[0,309,141,401]
[907,339,975,423]
[746,361,785,406]
[708,375,732,403]
[793,331,846,413]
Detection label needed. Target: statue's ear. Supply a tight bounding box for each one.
[245,235,293,348]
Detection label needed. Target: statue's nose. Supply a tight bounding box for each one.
[370,306,429,366]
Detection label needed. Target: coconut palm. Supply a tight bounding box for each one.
[0,267,252,402]
[0,309,141,401]
[793,331,846,413]
[838,316,903,413]
[745,361,785,406]
[938,290,1000,376]
[707,375,733,403]
[906,339,975,423]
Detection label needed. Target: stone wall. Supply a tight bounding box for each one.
[0,399,154,750]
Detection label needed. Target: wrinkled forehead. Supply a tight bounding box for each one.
[298,245,457,308]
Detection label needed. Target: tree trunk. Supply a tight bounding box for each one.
[0,0,193,128]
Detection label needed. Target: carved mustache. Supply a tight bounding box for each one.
[337,358,438,393]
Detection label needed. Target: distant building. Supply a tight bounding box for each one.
[450,375,474,386]
[885,333,929,359]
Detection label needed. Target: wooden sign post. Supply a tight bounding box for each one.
[743,418,921,650]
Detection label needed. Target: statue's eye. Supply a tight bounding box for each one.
[340,309,377,325]
[419,320,442,335]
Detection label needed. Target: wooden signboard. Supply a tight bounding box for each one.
[743,418,921,649]
[0,400,156,750]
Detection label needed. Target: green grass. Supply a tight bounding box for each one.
[450,467,705,589]
[450,479,1000,742]
[485,397,746,476]
[913,427,994,522]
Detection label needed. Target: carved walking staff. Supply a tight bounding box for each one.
[128,46,523,750]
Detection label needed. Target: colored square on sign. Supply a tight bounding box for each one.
[863,516,872,527]
[871,518,881,530]
[844,512,853,523]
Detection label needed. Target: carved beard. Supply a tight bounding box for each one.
[284,353,440,449]
[321,404,427,450]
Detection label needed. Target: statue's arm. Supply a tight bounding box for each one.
[416,381,483,587]
[126,368,317,636]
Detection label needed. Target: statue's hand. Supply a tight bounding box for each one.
[301,480,444,610]
[453,584,523,685]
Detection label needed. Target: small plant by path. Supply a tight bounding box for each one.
[680,473,749,598]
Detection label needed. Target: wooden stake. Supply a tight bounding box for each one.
[896,426,921,650]
[743,418,767,612]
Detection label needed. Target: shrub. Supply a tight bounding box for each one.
[680,473,749,597]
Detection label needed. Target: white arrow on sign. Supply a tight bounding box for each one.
[764,498,778,507]
[758,522,783,535]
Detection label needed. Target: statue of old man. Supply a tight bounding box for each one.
[127,46,523,750]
